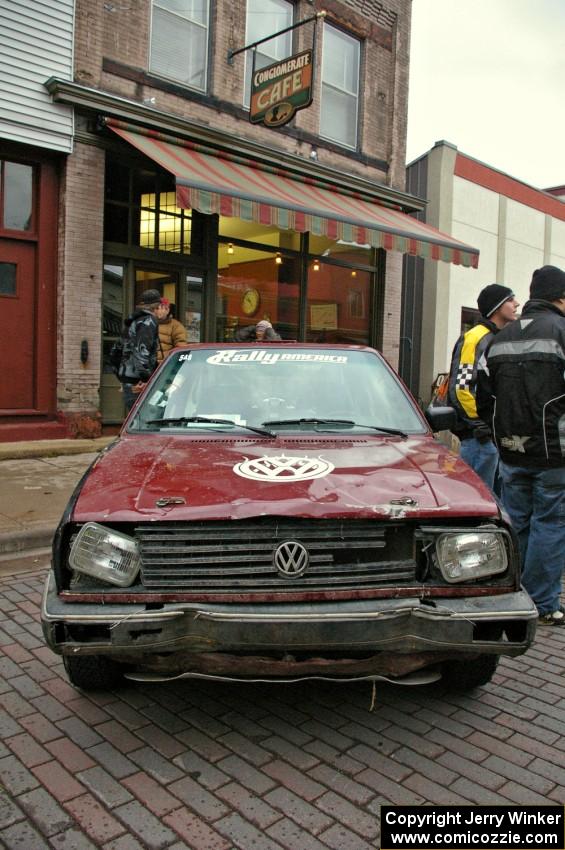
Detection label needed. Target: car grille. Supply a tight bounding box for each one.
[136,520,416,591]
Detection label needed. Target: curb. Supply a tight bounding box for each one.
[0,525,55,556]
[0,436,116,462]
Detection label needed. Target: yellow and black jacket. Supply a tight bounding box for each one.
[447,319,498,439]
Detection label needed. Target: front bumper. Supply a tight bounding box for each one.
[41,572,537,681]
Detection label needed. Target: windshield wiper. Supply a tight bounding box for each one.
[145,416,275,437]
[261,418,408,438]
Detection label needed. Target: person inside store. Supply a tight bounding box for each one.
[447,283,519,491]
[234,319,281,342]
[477,265,565,626]
[156,298,188,362]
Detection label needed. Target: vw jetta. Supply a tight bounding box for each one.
[41,344,537,690]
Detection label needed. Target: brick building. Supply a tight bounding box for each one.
[1,0,477,438]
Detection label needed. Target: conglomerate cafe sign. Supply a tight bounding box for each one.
[250,50,313,128]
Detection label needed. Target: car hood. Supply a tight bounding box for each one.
[71,433,499,523]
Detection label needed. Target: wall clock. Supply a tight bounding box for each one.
[241,288,261,316]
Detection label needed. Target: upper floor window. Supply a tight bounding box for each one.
[321,24,360,149]
[150,0,209,92]
[244,0,293,109]
[1,160,33,232]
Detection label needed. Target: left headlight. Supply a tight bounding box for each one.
[436,531,508,583]
[69,522,140,587]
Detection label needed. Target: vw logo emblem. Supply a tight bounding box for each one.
[274,540,309,578]
[234,454,334,482]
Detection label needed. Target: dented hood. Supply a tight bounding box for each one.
[72,433,499,523]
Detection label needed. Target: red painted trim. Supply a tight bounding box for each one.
[0,419,68,442]
[454,154,565,221]
[0,146,59,432]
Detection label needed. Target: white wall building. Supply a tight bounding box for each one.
[401,141,565,402]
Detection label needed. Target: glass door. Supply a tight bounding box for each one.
[101,263,204,423]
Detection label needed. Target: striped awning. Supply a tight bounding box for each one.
[107,120,479,268]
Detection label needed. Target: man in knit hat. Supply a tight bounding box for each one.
[447,283,519,489]
[477,265,565,625]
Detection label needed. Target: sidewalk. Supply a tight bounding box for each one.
[0,437,115,556]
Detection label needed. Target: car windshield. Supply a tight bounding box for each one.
[129,346,426,434]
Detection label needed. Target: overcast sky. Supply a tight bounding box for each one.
[406,0,565,190]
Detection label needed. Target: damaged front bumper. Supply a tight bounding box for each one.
[41,572,537,682]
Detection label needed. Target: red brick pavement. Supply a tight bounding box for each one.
[1,566,564,849]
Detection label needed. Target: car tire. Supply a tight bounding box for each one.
[63,655,123,690]
[440,655,499,690]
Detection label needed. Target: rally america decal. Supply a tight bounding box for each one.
[206,350,348,366]
[233,454,334,481]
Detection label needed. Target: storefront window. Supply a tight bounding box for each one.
[217,243,299,341]
[139,192,192,253]
[104,158,197,255]
[219,216,301,251]
[309,234,372,265]
[1,160,33,231]
[306,260,371,345]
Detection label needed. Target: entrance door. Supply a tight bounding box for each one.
[101,263,203,423]
[0,240,36,410]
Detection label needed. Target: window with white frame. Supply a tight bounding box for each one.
[150,0,209,92]
[244,0,293,109]
[320,24,360,148]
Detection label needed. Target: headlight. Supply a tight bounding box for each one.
[69,523,140,587]
[436,531,508,583]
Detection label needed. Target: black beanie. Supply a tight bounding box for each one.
[530,266,565,301]
[477,284,515,318]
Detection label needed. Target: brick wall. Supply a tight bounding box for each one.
[57,137,105,416]
[97,0,410,191]
[381,251,403,369]
[74,0,104,88]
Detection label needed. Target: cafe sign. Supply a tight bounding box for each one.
[250,50,313,128]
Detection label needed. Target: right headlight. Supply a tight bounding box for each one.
[69,522,140,587]
[436,531,508,583]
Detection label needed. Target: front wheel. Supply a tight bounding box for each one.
[63,655,124,690]
[440,655,499,691]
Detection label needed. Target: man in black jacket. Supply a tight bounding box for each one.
[120,289,161,412]
[477,265,565,625]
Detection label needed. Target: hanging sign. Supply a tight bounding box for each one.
[250,50,313,128]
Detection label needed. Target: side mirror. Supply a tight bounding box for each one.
[425,405,457,433]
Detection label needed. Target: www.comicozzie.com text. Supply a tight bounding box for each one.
[383,807,563,848]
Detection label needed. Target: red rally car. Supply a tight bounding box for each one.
[41,344,537,691]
